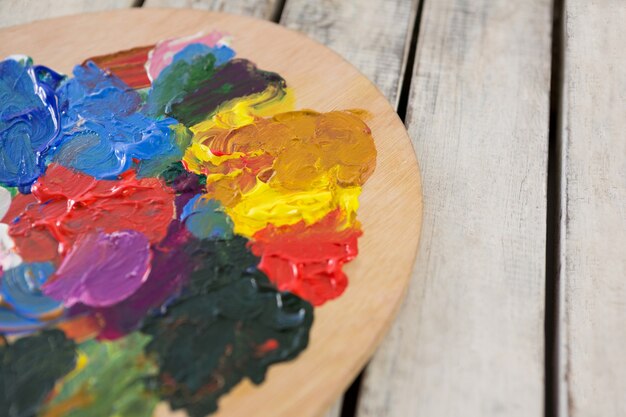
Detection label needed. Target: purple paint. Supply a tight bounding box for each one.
[43,230,151,307]
[88,221,193,340]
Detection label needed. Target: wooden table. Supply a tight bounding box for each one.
[1,1,624,416]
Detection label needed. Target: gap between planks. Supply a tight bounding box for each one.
[545,0,565,415]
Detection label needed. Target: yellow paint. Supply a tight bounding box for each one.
[189,85,295,138]
[68,350,89,377]
[183,142,252,174]
[224,180,361,237]
[185,109,376,237]
[40,388,93,417]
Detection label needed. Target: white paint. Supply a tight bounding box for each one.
[0,223,22,271]
[0,187,11,220]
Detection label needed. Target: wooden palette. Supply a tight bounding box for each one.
[0,9,422,417]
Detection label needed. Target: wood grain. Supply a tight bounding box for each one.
[357,0,552,416]
[0,9,422,417]
[558,1,626,416]
[280,0,419,105]
[0,0,135,28]
[143,0,280,20]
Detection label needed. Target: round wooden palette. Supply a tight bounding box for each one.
[0,9,422,417]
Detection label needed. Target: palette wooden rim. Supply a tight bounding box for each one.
[0,9,423,417]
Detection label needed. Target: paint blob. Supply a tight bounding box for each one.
[0,31,376,417]
[0,57,62,192]
[43,230,152,307]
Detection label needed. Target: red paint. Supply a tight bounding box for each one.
[254,338,279,357]
[1,193,36,224]
[249,211,362,306]
[85,45,154,89]
[8,164,174,263]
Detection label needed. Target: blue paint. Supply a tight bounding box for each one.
[172,43,235,68]
[0,58,63,192]
[0,307,43,334]
[143,44,236,119]
[1,262,62,320]
[53,62,187,179]
[181,194,233,240]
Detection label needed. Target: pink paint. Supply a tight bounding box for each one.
[43,230,151,307]
[146,32,227,81]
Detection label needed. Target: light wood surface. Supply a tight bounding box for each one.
[280,0,419,105]
[357,0,553,416]
[558,1,626,416]
[0,9,422,417]
[0,0,135,28]
[143,0,280,20]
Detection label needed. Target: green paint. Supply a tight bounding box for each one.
[144,52,217,119]
[0,330,76,417]
[158,161,206,190]
[6,186,18,197]
[215,83,233,94]
[43,333,158,417]
[182,195,234,240]
[142,236,313,417]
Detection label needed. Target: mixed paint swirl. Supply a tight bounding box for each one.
[0,32,376,416]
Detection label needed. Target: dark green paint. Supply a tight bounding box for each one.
[0,330,76,417]
[141,236,313,417]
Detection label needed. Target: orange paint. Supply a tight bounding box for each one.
[56,314,103,343]
[85,45,154,89]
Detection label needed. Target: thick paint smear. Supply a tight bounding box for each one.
[76,221,193,341]
[41,333,158,417]
[0,32,377,417]
[187,110,375,238]
[250,211,361,305]
[0,330,76,417]
[169,59,291,126]
[43,230,152,307]
[54,62,189,180]
[181,194,234,239]
[0,57,63,192]
[6,164,174,263]
[146,32,230,82]
[85,45,154,89]
[142,236,313,417]
[1,262,62,320]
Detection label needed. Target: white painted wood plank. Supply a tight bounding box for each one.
[280,0,419,105]
[558,1,626,416]
[0,0,135,28]
[357,0,553,416]
[143,0,279,20]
